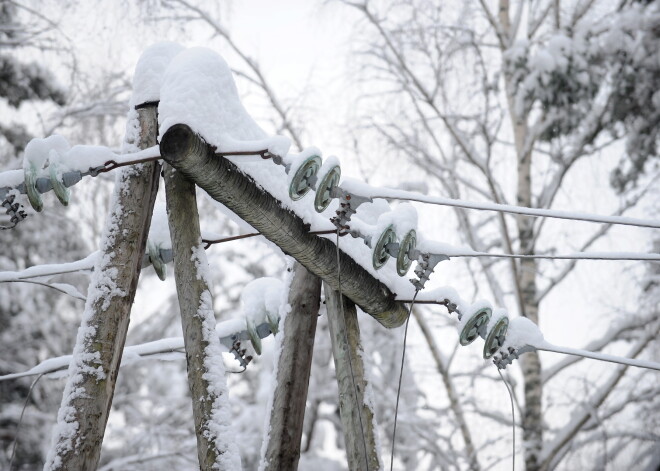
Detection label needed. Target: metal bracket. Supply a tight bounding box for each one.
[1,193,28,230]
[220,321,277,371]
[492,344,536,370]
[330,187,373,235]
[410,250,449,290]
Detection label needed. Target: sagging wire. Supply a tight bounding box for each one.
[390,289,420,471]
[0,320,276,382]
[335,228,370,471]
[497,367,516,471]
[8,373,44,471]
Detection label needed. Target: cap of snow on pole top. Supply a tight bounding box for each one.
[158,47,291,161]
[130,41,185,108]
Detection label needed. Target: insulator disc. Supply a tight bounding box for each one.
[289,154,322,201]
[314,164,341,213]
[459,307,492,346]
[266,312,279,335]
[372,224,397,270]
[483,316,509,359]
[396,229,416,276]
[24,164,43,212]
[247,318,262,355]
[49,163,70,206]
[148,241,167,281]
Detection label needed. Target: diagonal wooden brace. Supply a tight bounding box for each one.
[159,124,409,328]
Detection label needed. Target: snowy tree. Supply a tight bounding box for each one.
[338,0,660,469]
[0,3,86,469]
[1,1,658,470]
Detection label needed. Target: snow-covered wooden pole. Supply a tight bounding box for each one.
[159,124,409,329]
[324,283,381,471]
[164,163,241,470]
[43,108,161,470]
[261,263,321,470]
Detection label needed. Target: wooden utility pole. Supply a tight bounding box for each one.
[44,104,160,470]
[159,124,410,329]
[164,163,241,470]
[324,283,381,471]
[262,263,321,470]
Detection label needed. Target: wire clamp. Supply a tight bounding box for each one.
[410,251,449,290]
[330,187,372,235]
[492,345,536,370]
[228,338,253,372]
[1,193,28,230]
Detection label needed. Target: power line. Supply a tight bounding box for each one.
[363,187,660,229]
[391,290,419,471]
[496,368,515,471]
[444,251,660,261]
[537,342,660,372]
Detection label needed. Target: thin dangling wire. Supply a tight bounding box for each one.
[335,229,370,470]
[497,367,516,471]
[8,373,44,470]
[390,289,419,471]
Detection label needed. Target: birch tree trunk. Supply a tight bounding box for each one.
[164,163,241,470]
[324,283,381,471]
[261,263,321,470]
[499,0,544,466]
[44,104,160,470]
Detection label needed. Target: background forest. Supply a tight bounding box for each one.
[1,1,658,470]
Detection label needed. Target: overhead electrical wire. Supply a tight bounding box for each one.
[365,187,660,229]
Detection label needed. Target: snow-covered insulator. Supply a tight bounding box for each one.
[483,312,509,359]
[23,164,43,212]
[49,162,70,206]
[314,162,341,213]
[246,317,262,355]
[266,311,279,335]
[372,224,398,270]
[147,240,167,281]
[289,154,322,201]
[459,305,492,346]
[396,229,417,276]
